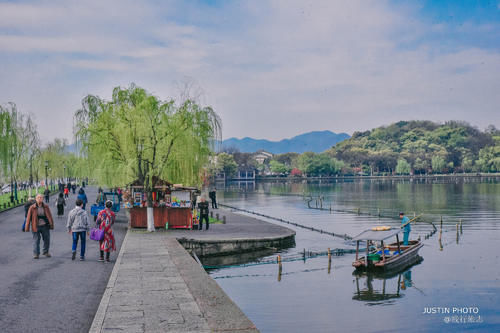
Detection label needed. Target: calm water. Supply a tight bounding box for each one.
[204,178,500,333]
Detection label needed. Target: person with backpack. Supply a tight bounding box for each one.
[56,192,66,218]
[77,188,88,210]
[97,200,116,262]
[67,198,90,261]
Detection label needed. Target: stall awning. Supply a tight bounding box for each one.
[352,228,400,241]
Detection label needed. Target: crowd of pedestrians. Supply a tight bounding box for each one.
[22,183,116,263]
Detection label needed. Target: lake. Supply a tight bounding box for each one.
[203,178,500,332]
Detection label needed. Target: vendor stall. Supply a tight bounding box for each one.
[126,178,198,229]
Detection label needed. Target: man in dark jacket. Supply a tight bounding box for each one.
[208,188,217,209]
[25,194,54,259]
[44,187,50,203]
[197,198,210,231]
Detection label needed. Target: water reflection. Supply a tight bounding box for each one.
[209,178,500,332]
[353,267,422,305]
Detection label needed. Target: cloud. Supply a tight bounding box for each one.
[0,0,498,144]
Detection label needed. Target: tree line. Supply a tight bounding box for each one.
[214,120,500,177]
[0,103,88,201]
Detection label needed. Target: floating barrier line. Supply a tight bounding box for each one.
[219,203,353,240]
[222,191,438,240]
[213,266,335,280]
[203,247,361,270]
[303,196,439,240]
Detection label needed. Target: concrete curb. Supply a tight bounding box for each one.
[89,228,130,333]
[177,233,296,257]
[165,237,259,332]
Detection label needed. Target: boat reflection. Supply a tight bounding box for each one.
[353,261,422,305]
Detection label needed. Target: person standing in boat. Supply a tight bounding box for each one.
[400,212,410,245]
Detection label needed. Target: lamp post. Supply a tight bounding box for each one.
[64,164,66,183]
[44,161,48,188]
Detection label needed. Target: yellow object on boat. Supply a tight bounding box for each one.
[372,226,391,231]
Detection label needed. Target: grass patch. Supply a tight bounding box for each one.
[0,188,50,209]
[209,216,224,224]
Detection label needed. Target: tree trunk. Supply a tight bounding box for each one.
[147,206,155,232]
[146,190,155,232]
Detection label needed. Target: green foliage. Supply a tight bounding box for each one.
[297,152,343,176]
[431,155,446,173]
[273,152,299,167]
[216,153,238,177]
[75,84,221,193]
[476,146,500,172]
[331,120,498,174]
[269,160,291,174]
[395,158,411,175]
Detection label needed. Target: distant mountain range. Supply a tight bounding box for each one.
[221,130,351,154]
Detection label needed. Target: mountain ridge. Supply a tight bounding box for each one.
[222,130,350,154]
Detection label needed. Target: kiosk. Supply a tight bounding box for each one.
[126,178,198,229]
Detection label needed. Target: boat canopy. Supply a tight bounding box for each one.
[352,228,401,241]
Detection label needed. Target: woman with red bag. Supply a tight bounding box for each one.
[96,200,116,262]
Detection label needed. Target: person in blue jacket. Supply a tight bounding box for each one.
[77,188,88,210]
[400,212,410,245]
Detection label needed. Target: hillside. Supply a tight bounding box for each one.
[222,130,350,154]
[328,120,500,174]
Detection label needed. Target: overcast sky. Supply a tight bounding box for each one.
[0,0,499,143]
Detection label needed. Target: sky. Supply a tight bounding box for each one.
[0,0,499,143]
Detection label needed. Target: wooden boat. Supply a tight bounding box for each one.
[352,227,423,273]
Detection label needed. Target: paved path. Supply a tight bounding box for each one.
[0,186,127,333]
[91,231,259,332]
[170,207,295,242]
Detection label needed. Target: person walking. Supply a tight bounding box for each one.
[71,182,76,194]
[209,188,217,209]
[67,198,90,261]
[97,200,116,262]
[197,197,210,231]
[25,194,54,259]
[44,187,50,203]
[64,185,69,199]
[400,212,411,245]
[56,192,66,218]
[77,188,88,210]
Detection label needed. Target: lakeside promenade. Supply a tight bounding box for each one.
[0,186,295,332]
[91,209,295,332]
[90,231,259,332]
[0,186,128,333]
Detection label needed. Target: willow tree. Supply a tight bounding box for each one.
[75,84,221,231]
[0,108,11,175]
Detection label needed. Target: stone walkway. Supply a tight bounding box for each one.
[90,231,259,333]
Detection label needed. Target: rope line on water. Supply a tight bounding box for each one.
[219,203,353,240]
[203,247,361,270]
[303,195,439,240]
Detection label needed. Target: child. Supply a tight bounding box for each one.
[66,198,90,260]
